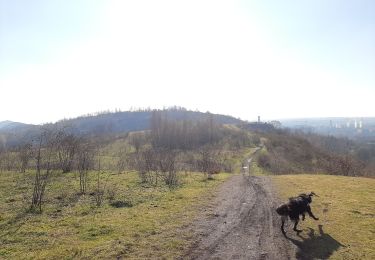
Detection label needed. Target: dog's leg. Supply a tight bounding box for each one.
[293,219,302,232]
[307,206,319,220]
[301,213,305,221]
[281,216,287,236]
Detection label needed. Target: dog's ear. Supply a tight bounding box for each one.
[309,192,319,197]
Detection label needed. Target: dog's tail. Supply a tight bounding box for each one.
[276,204,289,216]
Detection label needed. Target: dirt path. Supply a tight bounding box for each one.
[183,174,297,260]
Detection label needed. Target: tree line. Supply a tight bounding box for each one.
[0,112,256,212]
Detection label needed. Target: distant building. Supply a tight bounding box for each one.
[270,120,282,128]
[243,122,275,133]
[258,116,260,123]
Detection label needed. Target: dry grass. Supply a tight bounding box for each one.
[0,170,230,259]
[272,174,375,260]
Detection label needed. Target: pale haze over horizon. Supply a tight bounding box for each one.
[1,0,374,124]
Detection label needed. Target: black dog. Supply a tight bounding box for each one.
[276,192,319,235]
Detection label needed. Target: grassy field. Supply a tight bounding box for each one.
[272,174,375,260]
[0,170,231,259]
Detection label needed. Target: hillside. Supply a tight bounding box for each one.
[252,128,374,177]
[56,109,243,135]
[0,121,31,131]
[0,121,38,148]
[0,109,244,147]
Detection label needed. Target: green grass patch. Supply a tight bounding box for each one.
[272,174,375,260]
[250,161,269,176]
[0,170,231,259]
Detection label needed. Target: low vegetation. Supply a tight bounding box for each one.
[0,170,230,259]
[272,174,375,260]
[255,129,374,177]
[0,110,255,258]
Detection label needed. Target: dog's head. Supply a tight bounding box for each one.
[307,192,318,202]
[297,192,318,203]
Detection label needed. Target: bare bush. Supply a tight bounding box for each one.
[77,142,94,194]
[326,155,365,176]
[198,149,221,180]
[106,184,117,201]
[129,132,147,153]
[257,153,271,168]
[18,143,33,173]
[131,148,179,187]
[157,149,178,187]
[56,132,79,173]
[2,150,18,172]
[94,160,107,207]
[133,149,158,184]
[116,146,130,174]
[30,129,59,213]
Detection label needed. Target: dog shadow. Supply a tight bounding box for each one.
[286,225,345,260]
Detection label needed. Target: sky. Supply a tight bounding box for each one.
[0,0,374,124]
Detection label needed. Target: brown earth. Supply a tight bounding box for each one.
[182,174,298,260]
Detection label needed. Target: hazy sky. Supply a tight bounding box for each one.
[1,0,374,124]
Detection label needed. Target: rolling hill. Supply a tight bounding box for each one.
[0,109,244,147]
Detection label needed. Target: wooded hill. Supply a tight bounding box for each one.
[0,108,243,147]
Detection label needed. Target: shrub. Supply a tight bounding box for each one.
[110,200,133,208]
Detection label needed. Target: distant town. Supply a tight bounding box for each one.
[279,117,375,142]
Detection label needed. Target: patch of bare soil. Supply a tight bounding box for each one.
[182,175,297,260]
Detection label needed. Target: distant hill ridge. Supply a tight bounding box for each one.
[0,109,244,147]
[55,109,243,135]
[0,120,29,130]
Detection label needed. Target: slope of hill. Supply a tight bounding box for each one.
[250,127,374,177]
[0,121,38,148]
[0,109,244,147]
[56,109,243,135]
[0,121,31,131]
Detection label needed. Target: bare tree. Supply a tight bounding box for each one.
[18,143,33,173]
[30,129,58,213]
[116,146,130,174]
[0,146,5,172]
[56,132,78,173]
[77,142,94,194]
[2,150,17,172]
[129,132,146,153]
[136,149,158,184]
[94,159,107,207]
[150,110,222,150]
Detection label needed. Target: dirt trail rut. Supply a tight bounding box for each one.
[184,175,296,260]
